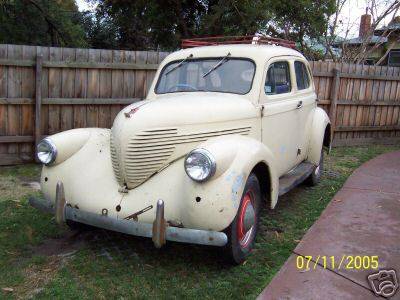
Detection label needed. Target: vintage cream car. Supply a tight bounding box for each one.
[31,40,331,264]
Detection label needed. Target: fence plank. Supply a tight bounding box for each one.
[35,54,43,152]
[87,49,100,127]
[38,46,49,136]
[99,49,112,128]
[60,48,75,131]
[7,44,23,155]
[135,51,148,98]
[329,69,340,134]
[0,45,7,156]
[48,47,62,134]
[74,48,88,128]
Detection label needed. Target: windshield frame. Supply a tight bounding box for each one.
[154,57,257,96]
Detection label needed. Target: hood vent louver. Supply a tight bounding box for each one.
[111,126,251,189]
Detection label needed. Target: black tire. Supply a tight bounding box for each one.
[225,173,261,265]
[305,149,324,186]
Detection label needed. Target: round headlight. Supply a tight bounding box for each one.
[37,138,57,165]
[184,149,216,182]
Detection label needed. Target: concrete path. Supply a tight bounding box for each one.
[259,151,400,300]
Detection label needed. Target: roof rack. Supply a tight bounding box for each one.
[181,35,296,49]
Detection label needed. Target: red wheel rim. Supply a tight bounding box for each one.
[237,190,256,248]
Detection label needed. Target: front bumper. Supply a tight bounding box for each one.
[29,181,228,248]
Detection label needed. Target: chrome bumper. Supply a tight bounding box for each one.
[29,181,228,248]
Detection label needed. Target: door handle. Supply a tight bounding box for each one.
[296,101,303,109]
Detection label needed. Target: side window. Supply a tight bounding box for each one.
[265,61,291,95]
[294,61,310,90]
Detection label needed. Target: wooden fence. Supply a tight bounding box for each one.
[0,44,399,165]
[0,44,168,165]
[310,61,400,147]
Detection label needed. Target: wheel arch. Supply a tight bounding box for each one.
[198,135,280,211]
[251,162,272,208]
[307,107,331,165]
[323,123,332,153]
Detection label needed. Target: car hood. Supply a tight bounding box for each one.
[117,92,257,127]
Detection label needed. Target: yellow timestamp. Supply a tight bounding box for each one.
[296,255,379,270]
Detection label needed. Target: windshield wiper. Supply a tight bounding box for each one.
[165,54,193,76]
[202,52,231,78]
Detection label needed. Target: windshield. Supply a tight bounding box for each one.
[155,58,256,95]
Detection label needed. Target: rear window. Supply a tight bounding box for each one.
[294,61,310,90]
[265,61,291,95]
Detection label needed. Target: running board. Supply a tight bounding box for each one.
[278,162,315,196]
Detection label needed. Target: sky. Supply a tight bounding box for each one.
[338,0,398,38]
[75,0,399,39]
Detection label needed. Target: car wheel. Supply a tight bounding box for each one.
[306,149,324,186]
[225,173,261,265]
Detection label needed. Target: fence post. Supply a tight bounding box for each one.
[34,54,43,161]
[329,68,340,139]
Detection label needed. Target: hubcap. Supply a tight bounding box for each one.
[314,165,320,176]
[237,192,256,248]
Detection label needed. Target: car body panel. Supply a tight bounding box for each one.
[38,44,330,235]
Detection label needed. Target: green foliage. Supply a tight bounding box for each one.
[0,0,336,53]
[265,0,336,52]
[0,0,87,47]
[200,0,271,36]
[86,0,336,51]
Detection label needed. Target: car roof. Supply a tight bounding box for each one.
[164,44,306,64]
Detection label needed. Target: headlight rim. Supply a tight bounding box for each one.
[184,148,216,182]
[36,138,57,165]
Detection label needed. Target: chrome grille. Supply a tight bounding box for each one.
[125,129,177,188]
[110,134,123,184]
[114,126,251,189]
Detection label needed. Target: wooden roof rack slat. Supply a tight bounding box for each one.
[181,35,296,49]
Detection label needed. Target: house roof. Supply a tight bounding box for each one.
[375,16,400,35]
[339,35,388,46]
[375,23,400,35]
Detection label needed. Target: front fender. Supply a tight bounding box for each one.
[40,129,122,218]
[44,128,93,165]
[307,107,330,165]
[188,135,280,221]
[121,135,279,232]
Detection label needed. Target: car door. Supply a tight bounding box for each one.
[260,57,301,176]
[293,60,317,163]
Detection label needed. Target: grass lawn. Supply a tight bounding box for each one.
[0,145,399,299]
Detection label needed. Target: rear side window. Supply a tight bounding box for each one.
[294,61,310,90]
[265,61,291,95]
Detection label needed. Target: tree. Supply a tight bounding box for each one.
[0,0,88,47]
[322,0,349,61]
[266,0,336,52]
[200,0,271,36]
[86,0,336,51]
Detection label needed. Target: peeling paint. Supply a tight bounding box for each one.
[231,173,245,208]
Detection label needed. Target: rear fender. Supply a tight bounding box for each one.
[307,107,331,165]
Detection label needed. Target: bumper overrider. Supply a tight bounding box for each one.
[29,181,228,248]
